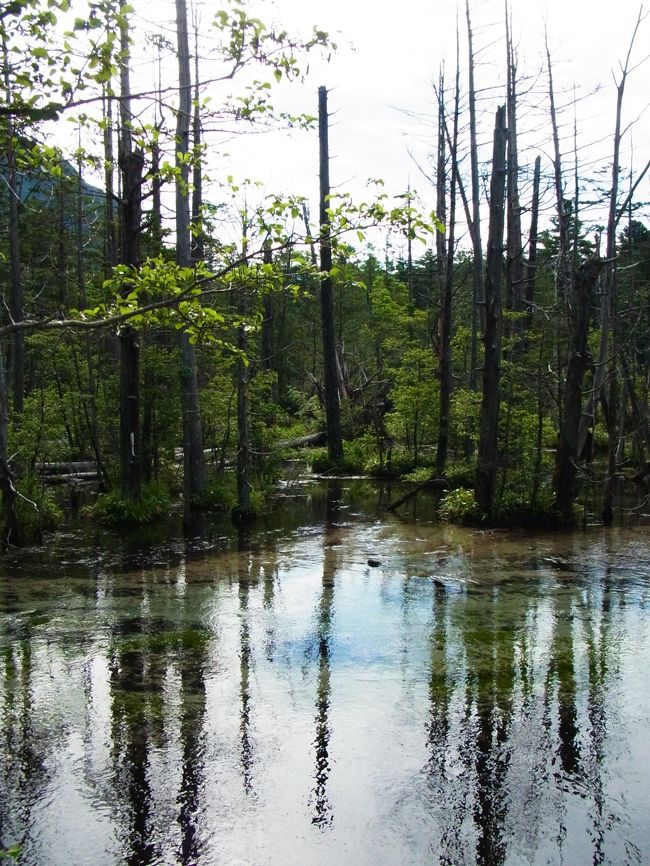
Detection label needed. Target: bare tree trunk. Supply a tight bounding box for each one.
[261,242,275,375]
[235,315,252,519]
[466,1,485,394]
[0,355,20,548]
[76,142,107,486]
[2,37,24,417]
[475,105,507,520]
[546,39,571,465]
[525,155,541,328]
[318,86,343,463]
[436,56,459,476]
[191,9,204,264]
[176,0,206,509]
[118,17,143,501]
[554,258,605,523]
[546,36,570,302]
[505,6,524,337]
[102,87,118,276]
[141,108,162,484]
[234,214,253,519]
[530,325,546,506]
[578,9,643,522]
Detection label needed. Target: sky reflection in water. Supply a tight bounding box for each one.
[0,481,649,866]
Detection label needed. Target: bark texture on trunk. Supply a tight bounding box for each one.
[466,1,484,392]
[435,59,458,477]
[3,38,24,417]
[118,19,143,500]
[176,0,206,507]
[505,15,524,335]
[475,105,507,520]
[554,257,605,523]
[526,155,541,327]
[318,86,343,463]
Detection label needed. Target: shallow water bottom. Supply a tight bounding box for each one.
[1,482,649,865]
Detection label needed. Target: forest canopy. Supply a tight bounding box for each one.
[0,0,649,546]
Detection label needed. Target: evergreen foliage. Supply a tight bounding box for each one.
[0,0,648,542]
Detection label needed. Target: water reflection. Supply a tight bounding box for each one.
[238,526,254,797]
[0,486,649,865]
[176,555,208,866]
[310,482,340,828]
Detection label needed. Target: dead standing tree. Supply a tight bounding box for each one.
[175,0,207,511]
[435,45,460,477]
[318,85,344,464]
[118,17,144,501]
[573,7,648,522]
[465,1,485,397]
[553,257,605,523]
[504,2,525,337]
[475,105,507,520]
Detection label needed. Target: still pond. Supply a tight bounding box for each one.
[1,480,649,865]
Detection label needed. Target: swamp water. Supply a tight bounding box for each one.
[0,480,649,866]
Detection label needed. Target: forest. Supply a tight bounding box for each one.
[1,0,650,548]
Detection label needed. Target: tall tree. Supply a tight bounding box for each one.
[576,11,647,483]
[2,36,24,417]
[553,258,604,523]
[465,1,485,394]
[118,15,144,501]
[504,3,524,334]
[175,0,206,509]
[475,105,507,520]
[318,86,343,463]
[435,52,459,477]
[525,155,542,327]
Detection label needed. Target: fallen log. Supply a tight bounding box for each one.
[39,461,97,475]
[43,472,99,484]
[275,431,326,449]
[385,476,449,512]
[174,432,326,462]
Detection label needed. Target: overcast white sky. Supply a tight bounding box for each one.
[126,0,650,249]
[225,0,650,233]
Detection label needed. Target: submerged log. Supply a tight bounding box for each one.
[385,477,449,512]
[276,431,326,449]
[39,461,97,475]
[43,471,99,484]
[174,432,326,463]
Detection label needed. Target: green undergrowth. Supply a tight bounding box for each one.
[310,437,439,479]
[86,481,171,526]
[437,487,565,528]
[0,845,21,864]
[189,475,236,511]
[16,476,64,543]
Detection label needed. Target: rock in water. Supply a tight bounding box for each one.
[367,558,382,568]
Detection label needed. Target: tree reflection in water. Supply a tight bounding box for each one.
[108,577,158,865]
[0,492,649,866]
[310,481,340,829]
[238,526,254,797]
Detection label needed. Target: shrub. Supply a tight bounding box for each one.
[438,488,481,524]
[15,476,63,543]
[189,474,236,511]
[402,466,435,484]
[496,489,563,527]
[86,481,171,526]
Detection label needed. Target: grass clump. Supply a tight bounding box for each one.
[189,475,236,511]
[438,488,481,524]
[16,476,63,543]
[86,481,171,526]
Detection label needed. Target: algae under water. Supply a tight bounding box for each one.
[0,480,649,865]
